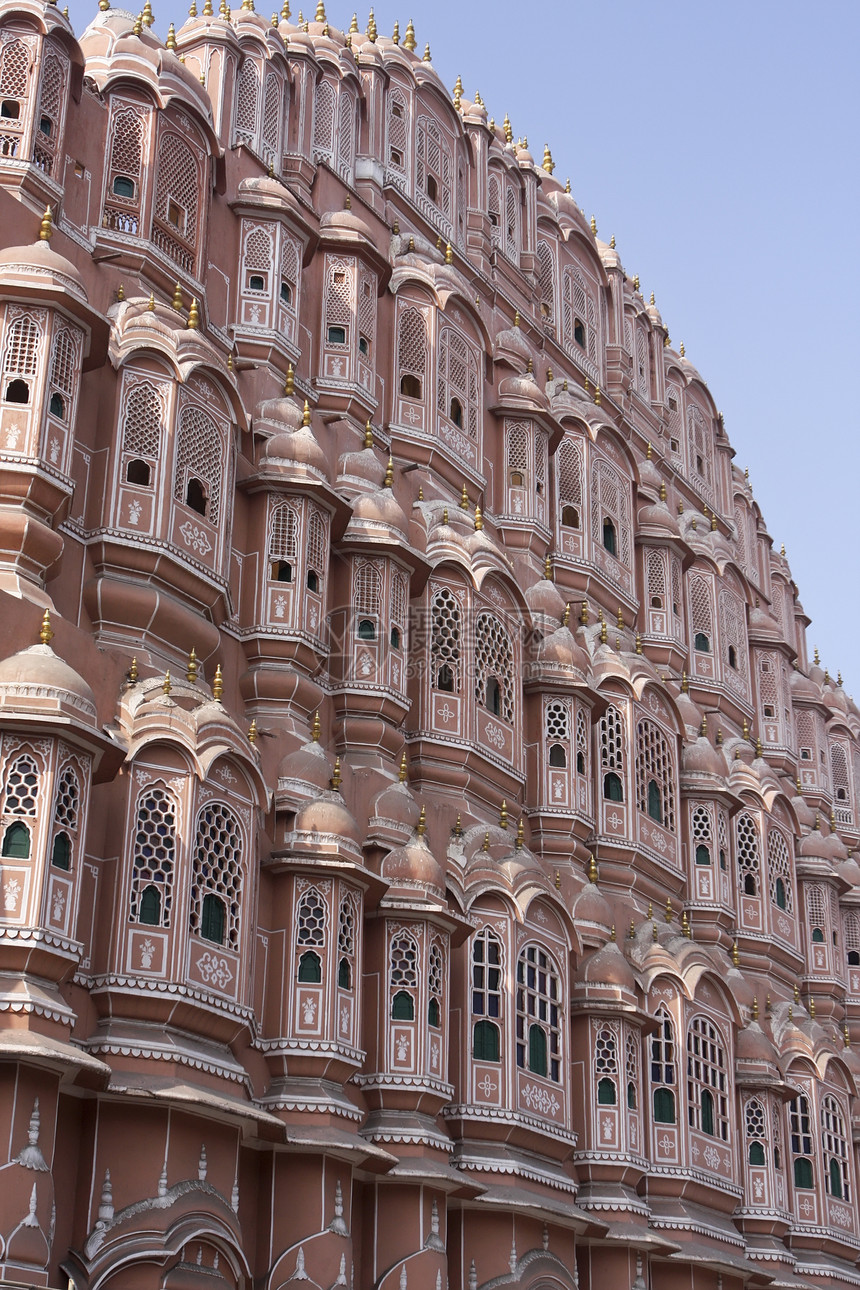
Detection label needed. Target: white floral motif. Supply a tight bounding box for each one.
[5,425,20,449]
[483,721,506,750]
[340,1005,349,1035]
[477,1074,497,1097]
[49,436,60,464]
[658,1133,673,1156]
[520,1082,560,1117]
[396,1034,409,1060]
[302,997,317,1025]
[431,1037,440,1070]
[3,878,21,910]
[703,1144,720,1171]
[51,888,66,921]
[601,1115,613,1141]
[140,938,156,969]
[128,499,142,526]
[274,595,286,619]
[197,952,233,990]
[178,521,213,555]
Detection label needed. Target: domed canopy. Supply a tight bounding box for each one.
[381,835,445,898]
[0,642,97,727]
[294,790,360,847]
[0,233,87,302]
[573,940,637,993]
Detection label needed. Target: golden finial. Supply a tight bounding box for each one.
[39,205,53,241]
[422,41,431,61]
[815,812,821,830]
[564,177,571,193]
[38,608,54,644]
[162,670,172,696]
[271,12,278,24]
[415,803,427,836]
[652,921,659,943]
[615,635,621,651]
[348,11,358,30]
[780,543,786,557]
[831,810,837,831]
[788,1005,793,1021]
[459,482,469,510]
[587,853,598,884]
[311,710,321,742]
[635,632,643,655]
[481,831,490,852]
[512,310,521,329]
[284,363,295,396]
[665,897,672,923]
[132,13,143,34]
[580,600,588,626]
[444,241,453,265]
[186,647,198,683]
[403,16,416,49]
[609,234,616,249]
[813,646,820,665]
[515,818,524,850]
[398,751,408,783]
[142,0,154,22]
[227,353,233,372]
[330,756,342,790]
[99,0,110,9]
[117,283,125,302]
[765,993,772,1014]
[838,670,843,687]
[809,997,816,1019]
[752,996,759,1021]
[499,800,508,830]
[648,902,653,918]
[742,716,750,739]
[544,554,553,581]
[633,274,640,291]
[474,504,483,531]
[709,512,717,532]
[187,299,200,329]
[609,923,616,942]
[563,603,571,627]
[681,911,691,938]
[202,0,212,13]
[172,281,183,311]
[166,21,176,47]
[594,386,601,407]
[453,812,463,839]
[366,8,377,39]
[590,214,597,235]
[731,939,740,967]
[844,1024,851,1049]
[616,606,624,630]
[542,144,554,174]
[629,920,635,940]
[796,777,802,793]
[659,481,667,503]
[383,456,394,488]
[392,19,399,42]
[679,342,686,358]
[503,113,512,144]
[599,619,607,645]
[474,90,483,107]
[755,737,763,758]
[546,366,554,382]
[363,420,373,449]
[128,657,139,683]
[248,718,258,744]
[793,983,800,1004]
[212,663,223,700]
[280,0,290,15]
[302,400,311,427]
[314,0,324,17]
[677,499,684,515]
[408,236,415,252]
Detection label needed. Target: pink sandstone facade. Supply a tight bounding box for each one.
[0,2,857,1288]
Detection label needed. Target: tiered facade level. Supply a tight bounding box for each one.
[0,3,858,1288]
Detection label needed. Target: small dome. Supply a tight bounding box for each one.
[493,320,533,369]
[349,485,409,537]
[637,499,681,540]
[790,670,821,703]
[261,423,329,478]
[278,739,331,793]
[525,575,567,623]
[320,205,377,243]
[572,880,613,931]
[748,604,781,640]
[382,835,445,897]
[338,442,385,489]
[372,778,420,832]
[496,369,549,411]
[536,624,589,675]
[637,453,665,498]
[0,643,97,726]
[682,733,727,779]
[737,1020,779,1066]
[294,790,360,845]
[573,940,637,992]
[0,234,87,301]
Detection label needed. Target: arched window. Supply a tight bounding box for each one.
[549,744,567,768]
[557,439,583,536]
[104,104,145,232]
[174,402,224,525]
[687,1016,729,1141]
[269,501,298,583]
[51,831,70,870]
[822,1095,850,1200]
[473,1018,500,1061]
[595,1026,617,1105]
[201,893,225,945]
[153,130,200,271]
[561,266,600,376]
[126,459,150,486]
[416,115,453,224]
[337,891,357,991]
[806,884,827,949]
[475,612,514,724]
[719,587,747,690]
[386,87,409,177]
[745,1098,766,1170]
[696,844,711,866]
[789,1093,814,1190]
[516,945,561,1082]
[431,587,461,693]
[636,718,676,832]
[597,1075,615,1104]
[389,929,418,1019]
[437,326,480,444]
[130,787,176,927]
[428,939,444,1029]
[603,772,623,801]
[694,632,710,652]
[536,239,555,328]
[306,508,327,600]
[396,304,427,401]
[298,950,322,983]
[190,801,242,951]
[3,315,41,408]
[768,829,793,915]
[297,885,326,950]
[602,517,617,556]
[120,381,163,488]
[48,324,79,426]
[472,928,502,1027]
[650,1009,676,1124]
[1,821,29,857]
[736,812,761,898]
[185,477,207,516]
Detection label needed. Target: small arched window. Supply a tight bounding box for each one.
[749,1141,765,1165]
[597,1076,616,1105]
[473,1018,500,1062]
[51,831,71,871]
[794,1157,814,1189]
[49,392,65,418]
[437,663,454,692]
[694,632,710,653]
[0,100,19,120]
[185,477,207,516]
[695,844,711,866]
[1,822,30,858]
[358,619,376,641]
[298,950,322,982]
[391,989,414,1020]
[775,877,786,910]
[113,175,135,198]
[248,274,265,291]
[728,644,738,669]
[201,893,226,944]
[603,772,623,802]
[139,884,161,926]
[603,517,617,556]
[812,927,824,943]
[561,505,580,528]
[307,570,319,592]
[647,779,663,823]
[428,997,440,1027]
[528,1023,548,1077]
[549,743,567,768]
[653,1087,676,1124]
[485,677,502,716]
[390,626,401,650]
[338,957,351,989]
[450,396,463,428]
[126,458,151,486]
[5,378,29,404]
[400,373,421,398]
[848,950,860,966]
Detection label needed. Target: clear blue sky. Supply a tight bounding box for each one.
[64,0,860,692]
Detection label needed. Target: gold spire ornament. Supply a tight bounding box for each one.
[629,921,635,940]
[348,11,358,31]
[39,205,53,241]
[731,939,740,967]
[563,603,571,627]
[793,983,800,1004]
[311,710,321,742]
[284,363,295,396]
[403,16,415,49]
[314,0,324,18]
[590,214,597,235]
[503,113,512,144]
[186,647,198,683]
[363,420,373,449]
[162,670,172,696]
[212,663,223,700]
[587,853,598,884]
[444,242,453,265]
[248,718,258,744]
[542,144,554,174]
[330,756,342,790]
[681,911,691,938]
[474,504,483,531]
[580,600,589,626]
[635,632,643,654]
[128,657,139,682]
[366,8,377,39]
[481,831,490,852]
[422,41,431,61]
[166,21,176,47]
[599,619,607,645]
[499,800,508,830]
[133,13,143,34]
[141,0,154,23]
[39,609,53,644]
[391,19,399,42]
[398,751,408,782]
[383,456,394,488]
[187,299,200,329]
[515,818,524,849]
[416,804,427,836]
[665,897,672,923]
[545,554,553,580]
[752,996,759,1021]
[302,400,311,427]
[459,482,469,510]
[172,281,183,310]
[617,606,624,630]
[117,283,125,301]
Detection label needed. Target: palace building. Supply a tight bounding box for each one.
[0,1,858,1287]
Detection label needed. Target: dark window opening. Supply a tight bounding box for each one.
[670,436,680,452]
[848,950,860,966]
[271,560,292,583]
[327,325,346,345]
[400,373,422,398]
[390,147,403,167]
[307,570,319,592]
[248,273,265,291]
[113,174,135,198]
[390,626,401,649]
[651,595,663,609]
[200,893,225,944]
[576,751,585,774]
[775,877,786,910]
[391,989,414,1020]
[473,1018,500,1061]
[338,956,351,989]
[38,114,53,137]
[549,743,567,768]
[749,1141,765,1166]
[358,618,376,641]
[602,517,617,556]
[450,396,463,428]
[829,1158,843,1199]
[812,927,824,943]
[509,470,524,487]
[358,335,370,357]
[764,705,775,718]
[426,173,438,203]
[603,771,623,802]
[437,664,454,692]
[627,1081,637,1109]
[528,1023,547,1077]
[185,477,207,516]
[597,1076,616,1105]
[695,844,711,866]
[51,831,71,871]
[126,458,151,486]
[794,1157,813,1189]
[574,318,585,348]
[561,505,580,528]
[428,997,440,1027]
[167,198,185,230]
[5,379,29,404]
[701,1086,715,1136]
[48,392,65,418]
[696,453,704,474]
[298,950,321,982]
[744,874,757,896]
[280,280,292,304]
[485,677,502,716]
[139,883,161,926]
[694,632,710,652]
[1,100,19,120]
[1,822,30,858]
[647,779,663,824]
[653,1087,676,1124]
[837,787,847,801]
[728,644,737,669]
